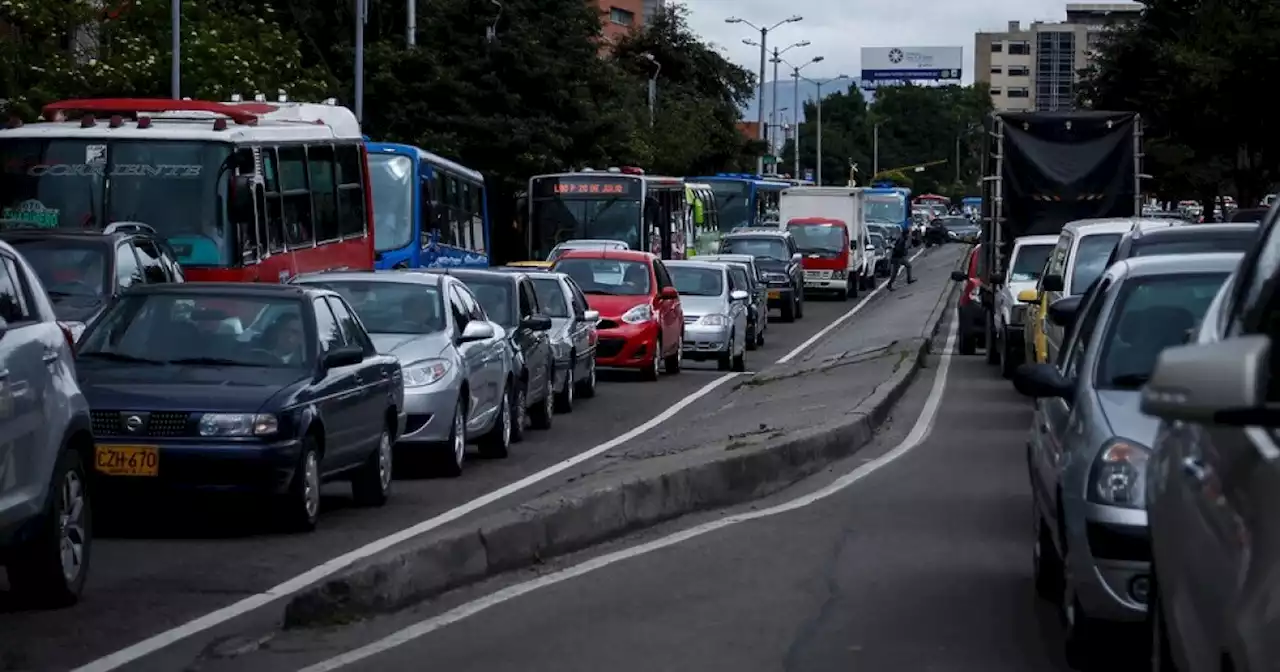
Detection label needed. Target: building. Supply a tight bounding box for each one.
[597,0,647,42]
[974,3,1141,112]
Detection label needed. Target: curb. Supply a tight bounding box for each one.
[282,259,963,629]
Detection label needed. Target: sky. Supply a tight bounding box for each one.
[678,0,1105,85]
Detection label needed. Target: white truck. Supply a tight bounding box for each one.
[778,187,874,298]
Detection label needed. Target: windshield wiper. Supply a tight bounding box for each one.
[1108,373,1150,388]
[166,357,268,367]
[78,352,166,365]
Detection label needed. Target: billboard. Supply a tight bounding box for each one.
[861,46,963,82]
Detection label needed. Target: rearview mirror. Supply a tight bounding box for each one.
[1017,289,1040,304]
[322,345,364,369]
[791,253,803,263]
[660,286,679,299]
[582,309,599,323]
[1141,335,1278,426]
[1012,363,1074,400]
[458,320,495,343]
[730,290,749,301]
[521,315,552,331]
[950,270,968,282]
[1047,296,1082,328]
[1041,274,1064,292]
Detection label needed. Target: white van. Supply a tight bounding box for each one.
[778,187,874,297]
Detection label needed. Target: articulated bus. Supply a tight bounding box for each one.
[366,142,489,269]
[866,183,913,232]
[690,173,791,233]
[0,97,375,282]
[526,168,690,260]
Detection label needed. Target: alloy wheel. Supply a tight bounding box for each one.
[58,470,87,583]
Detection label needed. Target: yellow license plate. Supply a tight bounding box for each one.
[767,290,781,299]
[95,445,159,477]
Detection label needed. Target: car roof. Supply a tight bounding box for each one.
[555,248,656,262]
[0,228,134,243]
[494,266,565,278]
[1111,252,1243,279]
[121,281,318,297]
[698,253,755,262]
[421,267,521,283]
[1014,234,1059,246]
[664,260,727,272]
[293,270,445,287]
[724,228,789,238]
[1131,222,1259,244]
[1062,217,1150,235]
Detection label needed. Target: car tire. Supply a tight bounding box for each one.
[478,386,511,458]
[1032,510,1063,601]
[1149,577,1177,672]
[509,383,528,443]
[746,323,757,351]
[351,422,392,507]
[755,323,765,347]
[7,447,92,608]
[663,333,682,374]
[433,398,467,478]
[554,363,575,413]
[794,290,804,319]
[984,313,1000,365]
[575,359,597,398]
[846,277,857,300]
[643,338,661,381]
[529,369,554,430]
[1062,594,1105,669]
[731,346,746,372]
[1000,329,1019,379]
[280,439,321,533]
[717,348,731,371]
[780,299,796,323]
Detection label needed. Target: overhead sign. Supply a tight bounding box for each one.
[861,46,963,82]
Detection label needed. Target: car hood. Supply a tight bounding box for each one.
[754,258,790,274]
[1096,388,1161,446]
[78,362,305,413]
[679,295,727,318]
[370,331,450,363]
[584,293,650,318]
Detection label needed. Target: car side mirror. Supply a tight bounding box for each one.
[791,253,802,263]
[1017,288,1040,304]
[730,290,749,302]
[1142,335,1278,426]
[1047,295,1082,328]
[950,270,968,282]
[458,320,495,343]
[1012,363,1074,400]
[522,315,552,331]
[322,345,364,369]
[582,309,599,323]
[865,244,875,251]
[660,286,679,299]
[1041,274,1064,292]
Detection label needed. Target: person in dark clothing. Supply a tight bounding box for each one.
[887,231,915,290]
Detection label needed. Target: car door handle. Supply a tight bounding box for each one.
[1181,457,1211,483]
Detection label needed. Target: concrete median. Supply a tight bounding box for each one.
[282,251,965,629]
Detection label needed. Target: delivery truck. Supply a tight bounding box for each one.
[779,187,874,298]
[977,110,1147,363]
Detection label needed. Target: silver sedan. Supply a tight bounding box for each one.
[293,271,513,477]
[664,260,749,371]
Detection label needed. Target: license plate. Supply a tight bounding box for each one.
[767,290,781,299]
[95,445,159,477]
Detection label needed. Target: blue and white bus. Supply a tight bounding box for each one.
[692,173,792,230]
[366,142,490,269]
[865,183,913,232]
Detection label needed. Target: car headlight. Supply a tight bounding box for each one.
[621,303,653,324]
[403,358,451,388]
[1089,439,1151,509]
[698,314,730,326]
[198,413,278,437]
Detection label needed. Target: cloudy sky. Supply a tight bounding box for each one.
[679,0,1112,84]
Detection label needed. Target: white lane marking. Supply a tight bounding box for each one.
[296,314,959,672]
[777,248,928,364]
[74,248,935,672]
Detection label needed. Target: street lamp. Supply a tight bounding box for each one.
[745,38,809,171]
[801,73,850,185]
[725,14,803,174]
[642,53,661,128]
[787,55,823,181]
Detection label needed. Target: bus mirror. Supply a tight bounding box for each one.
[229,175,255,222]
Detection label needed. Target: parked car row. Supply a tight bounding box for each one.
[951,213,1279,671]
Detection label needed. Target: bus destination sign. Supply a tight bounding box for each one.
[533,176,639,199]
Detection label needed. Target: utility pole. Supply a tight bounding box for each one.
[873,123,880,176]
[786,56,823,181]
[170,0,180,98]
[355,0,366,122]
[726,15,804,175]
[803,74,847,185]
[407,0,416,45]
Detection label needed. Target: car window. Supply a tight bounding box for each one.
[564,276,590,315]
[0,254,32,324]
[313,297,346,353]
[6,238,110,300]
[308,280,445,334]
[455,283,486,322]
[720,237,789,261]
[133,239,169,284]
[1046,233,1072,280]
[1132,235,1256,258]
[1069,233,1122,295]
[1096,273,1229,388]
[553,258,651,296]
[1060,278,1111,379]
[115,243,142,289]
[668,266,723,296]
[517,280,537,319]
[530,277,570,318]
[464,278,516,327]
[653,260,674,289]
[1009,244,1054,283]
[448,285,470,333]
[326,296,373,352]
[729,266,749,292]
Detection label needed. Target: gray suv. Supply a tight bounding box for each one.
[0,240,94,606]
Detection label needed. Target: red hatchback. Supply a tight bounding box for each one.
[553,249,684,381]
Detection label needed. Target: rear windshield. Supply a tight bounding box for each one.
[1070,233,1122,295]
[1133,234,1257,258]
[721,237,788,261]
[1010,243,1054,282]
[303,280,444,334]
[667,266,723,296]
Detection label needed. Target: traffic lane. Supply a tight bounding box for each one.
[256,321,1075,672]
[0,282,864,672]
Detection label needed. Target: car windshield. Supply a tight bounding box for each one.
[667,266,723,296]
[3,238,109,300]
[721,237,789,261]
[1069,233,1123,295]
[79,294,311,367]
[554,258,651,296]
[305,280,444,334]
[368,154,414,253]
[459,278,516,327]
[1133,234,1257,257]
[1097,273,1228,389]
[866,196,905,224]
[1010,243,1054,282]
[788,224,845,254]
[530,277,570,318]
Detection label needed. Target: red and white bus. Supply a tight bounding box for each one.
[0,97,375,283]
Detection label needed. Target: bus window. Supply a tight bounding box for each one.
[261,147,285,253]
[277,146,314,249]
[308,144,339,243]
[230,147,259,262]
[435,175,452,245]
[335,144,366,238]
[419,173,433,250]
[451,179,470,249]
[469,182,485,253]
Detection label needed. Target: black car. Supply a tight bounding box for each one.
[426,268,555,439]
[74,283,404,531]
[719,228,805,322]
[935,216,980,243]
[0,222,185,339]
[1228,207,1268,223]
[923,218,949,246]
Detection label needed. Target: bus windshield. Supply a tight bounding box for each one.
[866,195,906,225]
[708,181,751,231]
[529,197,642,260]
[368,153,414,253]
[0,138,231,264]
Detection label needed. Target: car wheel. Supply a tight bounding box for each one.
[530,369,554,429]
[478,386,511,458]
[8,448,92,607]
[731,343,746,372]
[756,324,765,346]
[510,384,528,443]
[1062,593,1105,669]
[1000,329,1019,379]
[663,333,682,374]
[351,422,392,507]
[280,440,321,532]
[575,358,597,398]
[643,338,661,381]
[1032,510,1063,601]
[555,363,575,413]
[434,398,466,478]
[794,290,804,319]
[1149,577,1177,672]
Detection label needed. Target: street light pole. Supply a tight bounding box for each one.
[355,0,366,122]
[786,56,823,181]
[726,15,803,175]
[801,74,848,185]
[873,123,880,176]
[643,54,661,128]
[170,0,180,98]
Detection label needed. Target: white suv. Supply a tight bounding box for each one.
[0,240,94,607]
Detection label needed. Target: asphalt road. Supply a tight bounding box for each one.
[0,245,956,672]
[196,308,1091,672]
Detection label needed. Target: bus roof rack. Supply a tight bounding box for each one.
[42,98,272,125]
[103,221,158,236]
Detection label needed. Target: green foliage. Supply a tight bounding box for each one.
[872,169,912,188]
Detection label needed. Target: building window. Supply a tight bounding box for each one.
[1008,41,1031,55]
[990,66,1002,74]
[1008,88,1030,98]
[1008,66,1030,77]
[990,88,1003,96]
[609,7,634,25]
[991,42,1004,52]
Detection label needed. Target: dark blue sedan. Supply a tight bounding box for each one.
[75,283,405,531]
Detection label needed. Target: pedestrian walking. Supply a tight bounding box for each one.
[886,231,915,290]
